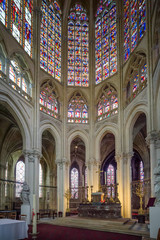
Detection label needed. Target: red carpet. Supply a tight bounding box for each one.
[27,224,142,240]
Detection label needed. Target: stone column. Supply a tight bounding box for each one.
[115,154,124,216]
[26,151,41,214]
[55,158,69,214]
[146,131,157,196]
[123,152,133,218]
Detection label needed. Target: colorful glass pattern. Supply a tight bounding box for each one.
[0,0,8,26]
[11,0,23,44]
[68,92,88,123]
[16,161,25,197]
[97,85,118,121]
[39,163,43,198]
[124,0,146,61]
[107,164,115,198]
[140,160,144,181]
[71,167,78,199]
[39,83,59,119]
[40,0,61,81]
[24,0,33,56]
[95,0,117,84]
[68,4,89,87]
[126,58,147,103]
[9,60,31,97]
[11,0,33,56]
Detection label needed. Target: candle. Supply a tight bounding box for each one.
[32,194,37,234]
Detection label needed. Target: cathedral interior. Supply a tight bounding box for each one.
[0,0,160,231]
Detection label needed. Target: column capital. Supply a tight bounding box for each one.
[146,131,160,146]
[23,150,41,162]
[123,152,134,164]
[87,158,99,169]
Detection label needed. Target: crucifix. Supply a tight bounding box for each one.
[96,166,103,192]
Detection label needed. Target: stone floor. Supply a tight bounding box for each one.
[39,216,153,239]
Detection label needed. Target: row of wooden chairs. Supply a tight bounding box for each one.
[0,211,16,219]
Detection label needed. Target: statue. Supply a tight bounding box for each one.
[20,182,30,205]
[154,159,160,207]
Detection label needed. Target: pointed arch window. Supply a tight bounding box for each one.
[71,167,79,199]
[39,163,43,198]
[40,0,61,81]
[106,164,115,198]
[40,80,59,119]
[0,0,8,26]
[5,162,8,197]
[95,0,117,84]
[97,84,118,121]
[124,0,146,61]
[16,160,25,197]
[140,160,144,181]
[126,52,147,104]
[68,4,89,87]
[11,0,33,57]
[68,92,88,123]
[9,59,32,100]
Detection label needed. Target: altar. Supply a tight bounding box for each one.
[78,191,121,219]
[78,202,121,219]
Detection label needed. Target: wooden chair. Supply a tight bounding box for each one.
[8,212,16,219]
[19,214,27,221]
[0,212,6,218]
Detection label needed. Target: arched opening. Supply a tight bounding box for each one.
[131,113,150,218]
[70,137,86,209]
[41,130,57,211]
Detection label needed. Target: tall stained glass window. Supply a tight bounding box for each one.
[68,92,88,123]
[107,164,115,198]
[40,0,61,81]
[140,161,144,181]
[68,4,89,87]
[5,162,8,197]
[39,163,43,198]
[95,0,117,84]
[40,80,59,118]
[97,84,118,121]
[9,59,32,99]
[11,0,33,57]
[71,167,79,199]
[0,0,8,26]
[16,160,25,197]
[124,0,146,61]
[126,53,147,103]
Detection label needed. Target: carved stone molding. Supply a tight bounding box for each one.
[123,152,134,164]
[146,131,160,148]
[23,150,41,162]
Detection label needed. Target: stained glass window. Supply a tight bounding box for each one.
[140,161,144,181]
[68,4,89,87]
[9,60,31,99]
[107,164,115,198]
[71,167,79,199]
[16,160,25,197]
[24,0,33,56]
[95,0,117,84]
[68,92,88,123]
[10,0,33,56]
[40,0,61,81]
[0,0,8,26]
[97,84,118,121]
[5,162,8,197]
[124,0,146,61]
[126,53,147,103]
[39,163,43,198]
[40,80,59,119]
